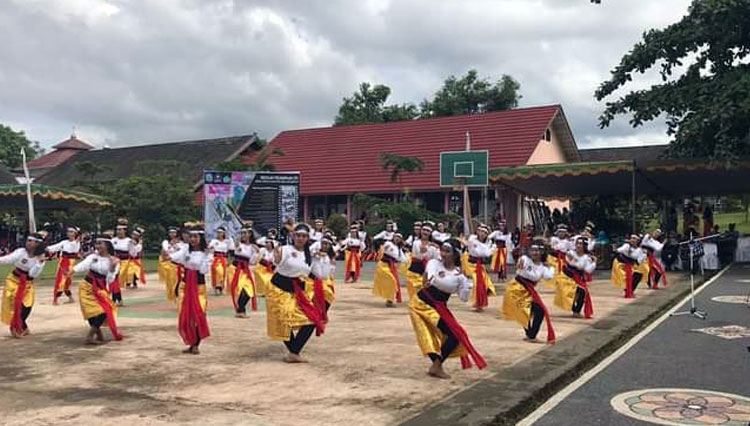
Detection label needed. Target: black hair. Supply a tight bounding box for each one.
[95,236,115,256]
[27,234,47,256]
[189,233,208,252]
[442,238,463,270]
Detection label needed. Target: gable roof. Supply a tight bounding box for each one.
[52,135,94,150]
[266,105,579,195]
[0,163,17,184]
[27,135,95,171]
[38,135,259,187]
[579,144,668,164]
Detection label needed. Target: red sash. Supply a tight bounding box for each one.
[230,262,257,311]
[346,249,361,281]
[473,259,489,309]
[420,289,487,370]
[88,273,123,340]
[10,272,28,336]
[312,278,328,322]
[386,261,403,303]
[566,266,594,319]
[623,262,634,298]
[178,270,211,345]
[556,251,565,273]
[109,275,121,296]
[130,257,147,285]
[648,253,667,288]
[517,276,556,343]
[211,256,227,288]
[492,247,508,280]
[291,278,326,336]
[53,256,73,301]
[260,259,274,274]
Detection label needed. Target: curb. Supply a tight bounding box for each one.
[398,272,712,426]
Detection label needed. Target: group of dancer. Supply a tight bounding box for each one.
[0,215,668,379]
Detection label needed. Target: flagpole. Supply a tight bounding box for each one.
[22,148,36,233]
[463,131,473,236]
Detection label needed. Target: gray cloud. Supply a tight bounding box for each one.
[0,0,691,149]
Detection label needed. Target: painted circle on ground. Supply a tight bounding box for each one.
[611,388,750,425]
[711,295,750,304]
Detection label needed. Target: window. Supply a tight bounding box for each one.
[544,129,552,142]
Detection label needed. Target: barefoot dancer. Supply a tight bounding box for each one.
[406,222,439,299]
[0,234,47,338]
[68,237,123,344]
[612,234,648,298]
[111,220,133,306]
[642,229,666,289]
[488,220,512,282]
[170,227,212,355]
[47,226,81,305]
[340,225,365,283]
[502,240,556,343]
[267,223,325,363]
[372,233,407,307]
[126,227,147,289]
[228,227,259,318]
[464,225,496,312]
[208,226,231,295]
[409,239,486,379]
[554,237,597,319]
[309,234,336,322]
[159,227,182,303]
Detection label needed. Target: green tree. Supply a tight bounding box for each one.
[595,0,750,162]
[379,152,424,183]
[334,83,419,126]
[420,70,521,118]
[0,124,44,168]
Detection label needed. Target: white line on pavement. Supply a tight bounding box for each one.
[516,264,733,426]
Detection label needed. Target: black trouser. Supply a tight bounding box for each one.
[195,327,202,347]
[20,306,32,330]
[632,272,643,291]
[427,319,459,364]
[283,325,315,355]
[237,290,250,314]
[525,302,544,339]
[87,313,106,328]
[112,291,122,303]
[648,270,661,288]
[572,287,586,314]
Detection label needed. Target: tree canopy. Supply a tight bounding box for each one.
[0,124,43,168]
[379,152,425,183]
[334,70,521,126]
[595,0,750,162]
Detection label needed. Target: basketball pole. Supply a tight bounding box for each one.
[463,132,473,235]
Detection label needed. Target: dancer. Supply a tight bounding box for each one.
[543,224,571,289]
[431,222,451,244]
[404,221,422,249]
[111,220,133,306]
[159,227,182,303]
[0,233,47,338]
[464,224,496,312]
[642,229,667,289]
[228,227,259,318]
[309,219,325,244]
[309,234,336,322]
[170,227,212,355]
[47,226,81,305]
[267,223,325,363]
[208,226,231,295]
[254,234,277,297]
[68,236,123,344]
[489,220,512,282]
[372,233,407,307]
[373,220,396,260]
[126,227,146,289]
[406,222,439,299]
[409,239,486,379]
[340,225,365,283]
[612,234,648,298]
[554,237,597,318]
[502,239,556,343]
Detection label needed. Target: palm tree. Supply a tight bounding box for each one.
[249,143,285,171]
[379,152,424,202]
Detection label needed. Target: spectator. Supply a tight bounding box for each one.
[702,204,714,236]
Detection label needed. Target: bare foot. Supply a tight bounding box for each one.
[21,328,30,337]
[427,362,450,379]
[284,353,308,363]
[474,307,485,313]
[65,297,75,304]
[191,346,200,355]
[523,337,543,344]
[182,347,194,354]
[235,313,248,318]
[53,299,59,306]
[572,312,583,318]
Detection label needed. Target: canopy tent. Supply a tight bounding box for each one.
[0,184,111,211]
[490,160,750,197]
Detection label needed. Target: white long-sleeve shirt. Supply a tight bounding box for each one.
[381,241,407,263]
[411,239,440,262]
[310,251,334,279]
[275,246,311,278]
[73,253,119,283]
[258,247,275,265]
[431,230,451,244]
[170,249,212,274]
[489,231,513,247]
[616,243,646,264]
[550,236,573,253]
[373,230,394,241]
[46,239,81,256]
[130,241,143,258]
[0,248,46,279]
[516,255,555,283]
[234,243,258,265]
[425,259,473,302]
[467,235,493,259]
[112,237,133,257]
[340,237,365,251]
[208,238,232,254]
[641,235,664,254]
[565,251,596,273]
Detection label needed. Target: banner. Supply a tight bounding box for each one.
[203,171,300,240]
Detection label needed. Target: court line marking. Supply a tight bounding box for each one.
[516,264,732,426]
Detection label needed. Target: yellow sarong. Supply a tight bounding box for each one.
[1,274,35,326]
[501,279,533,327]
[372,261,401,302]
[408,294,467,359]
[79,280,118,320]
[265,278,313,341]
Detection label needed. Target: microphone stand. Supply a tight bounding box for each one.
[670,233,717,320]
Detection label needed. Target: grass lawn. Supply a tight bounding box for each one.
[0,253,161,284]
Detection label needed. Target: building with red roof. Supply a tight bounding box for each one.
[26,134,95,177]
[263,104,580,227]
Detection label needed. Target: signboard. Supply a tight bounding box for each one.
[203,171,300,240]
[439,150,489,187]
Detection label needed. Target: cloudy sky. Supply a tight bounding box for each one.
[0,0,691,150]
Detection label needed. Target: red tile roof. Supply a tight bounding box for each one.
[52,136,94,150]
[27,135,94,170]
[266,105,574,195]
